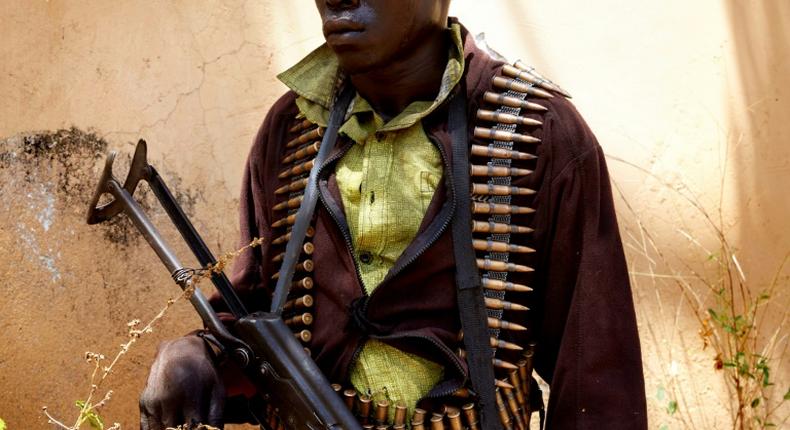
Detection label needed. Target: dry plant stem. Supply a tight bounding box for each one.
[609,156,789,430]
[42,237,264,430]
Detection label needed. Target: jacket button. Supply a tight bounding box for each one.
[359,251,373,264]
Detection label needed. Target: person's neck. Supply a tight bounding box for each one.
[350,29,449,119]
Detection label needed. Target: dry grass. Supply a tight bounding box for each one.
[41,238,263,430]
[610,155,789,430]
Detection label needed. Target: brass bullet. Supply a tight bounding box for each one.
[275,177,309,195]
[495,379,516,390]
[412,422,426,430]
[394,401,407,426]
[294,329,312,343]
[472,220,533,234]
[503,64,570,101]
[282,141,320,164]
[476,109,543,127]
[451,387,471,398]
[495,389,514,430]
[288,118,314,134]
[374,399,389,424]
[458,331,524,352]
[492,76,554,99]
[474,126,540,144]
[520,343,537,406]
[285,127,324,149]
[517,359,530,400]
[331,383,342,393]
[343,389,356,410]
[271,213,297,229]
[458,350,520,371]
[471,183,535,196]
[470,144,536,161]
[358,395,372,422]
[512,61,550,82]
[273,195,305,211]
[508,370,528,418]
[502,386,527,430]
[473,239,535,254]
[270,259,314,278]
[283,294,313,311]
[430,414,445,430]
[284,312,313,327]
[271,226,314,245]
[477,258,533,273]
[470,164,532,177]
[447,407,462,430]
[513,61,572,98]
[292,276,314,290]
[488,316,528,331]
[494,358,520,370]
[277,158,315,179]
[485,297,529,312]
[297,259,314,273]
[462,403,479,430]
[495,339,524,351]
[484,91,547,112]
[272,242,315,263]
[393,425,406,430]
[481,277,533,293]
[472,201,534,215]
[412,408,427,425]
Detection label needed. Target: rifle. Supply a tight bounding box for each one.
[86,139,361,430]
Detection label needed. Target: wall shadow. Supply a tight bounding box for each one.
[723,0,790,405]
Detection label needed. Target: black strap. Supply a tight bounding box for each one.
[270,84,355,313]
[449,90,502,430]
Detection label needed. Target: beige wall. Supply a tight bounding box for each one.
[1,1,787,428]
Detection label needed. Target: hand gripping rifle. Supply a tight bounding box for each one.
[86,140,358,429]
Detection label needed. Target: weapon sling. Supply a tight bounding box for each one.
[270,83,355,312]
[449,89,503,430]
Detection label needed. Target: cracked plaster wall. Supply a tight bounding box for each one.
[1,1,788,428]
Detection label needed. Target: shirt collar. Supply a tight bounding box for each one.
[277,22,465,132]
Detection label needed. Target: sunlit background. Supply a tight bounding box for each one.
[1,1,788,428]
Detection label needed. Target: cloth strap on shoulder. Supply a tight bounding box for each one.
[449,89,502,430]
[270,83,355,313]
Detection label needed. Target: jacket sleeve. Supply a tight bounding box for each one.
[533,103,647,429]
[212,92,298,314]
[213,93,298,400]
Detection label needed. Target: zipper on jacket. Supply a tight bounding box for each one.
[316,140,366,294]
[366,133,458,302]
[316,129,464,388]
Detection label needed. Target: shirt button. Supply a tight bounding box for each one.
[359,251,373,264]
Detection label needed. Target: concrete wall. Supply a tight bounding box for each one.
[1,1,787,428]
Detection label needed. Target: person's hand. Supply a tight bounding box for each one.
[139,334,225,430]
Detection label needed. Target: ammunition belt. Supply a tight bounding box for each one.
[265,61,568,429]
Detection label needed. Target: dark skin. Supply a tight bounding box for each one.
[139,1,451,428]
[316,0,451,116]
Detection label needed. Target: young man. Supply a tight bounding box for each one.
[139,1,647,429]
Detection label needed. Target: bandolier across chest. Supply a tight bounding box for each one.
[264,61,570,430]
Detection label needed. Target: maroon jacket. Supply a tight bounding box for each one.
[221,25,647,429]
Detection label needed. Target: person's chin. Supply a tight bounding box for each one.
[333,50,381,75]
